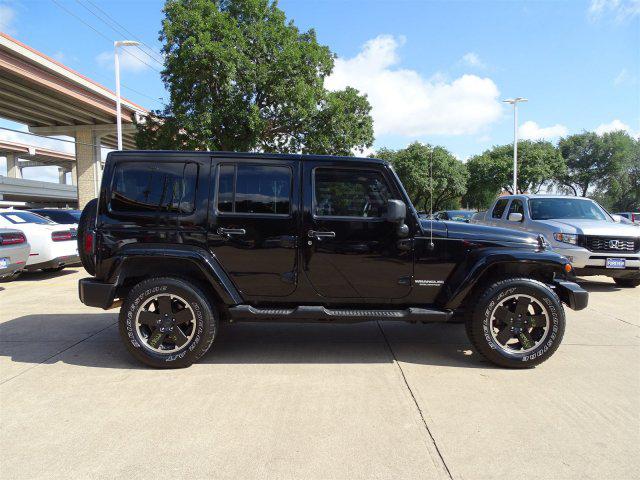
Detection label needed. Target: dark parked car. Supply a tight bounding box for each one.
[29,209,81,225]
[432,210,475,222]
[78,151,587,369]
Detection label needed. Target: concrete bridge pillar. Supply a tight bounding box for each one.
[75,125,101,209]
[58,167,67,185]
[5,153,22,178]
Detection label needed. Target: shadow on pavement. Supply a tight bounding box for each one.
[576,278,621,293]
[15,268,80,282]
[0,314,487,370]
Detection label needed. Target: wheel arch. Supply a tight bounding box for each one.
[440,248,571,310]
[110,245,243,307]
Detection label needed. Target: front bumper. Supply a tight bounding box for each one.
[78,277,117,309]
[554,245,640,273]
[552,280,589,311]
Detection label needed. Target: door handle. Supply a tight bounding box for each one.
[308,230,336,239]
[217,227,246,236]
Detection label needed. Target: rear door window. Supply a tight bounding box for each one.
[110,161,197,214]
[492,199,509,219]
[215,164,292,215]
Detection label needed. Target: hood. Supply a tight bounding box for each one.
[536,219,640,236]
[420,219,540,246]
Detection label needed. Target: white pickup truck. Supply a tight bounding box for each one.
[472,195,640,287]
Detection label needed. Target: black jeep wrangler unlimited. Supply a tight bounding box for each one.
[78,151,588,369]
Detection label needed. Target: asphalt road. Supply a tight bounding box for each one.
[0,269,638,480]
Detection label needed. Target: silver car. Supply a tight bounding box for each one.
[0,228,30,281]
[473,195,640,288]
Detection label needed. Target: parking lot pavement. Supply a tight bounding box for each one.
[0,270,638,480]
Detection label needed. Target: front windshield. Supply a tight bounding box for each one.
[0,211,54,225]
[529,198,609,221]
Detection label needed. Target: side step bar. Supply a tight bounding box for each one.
[228,305,453,323]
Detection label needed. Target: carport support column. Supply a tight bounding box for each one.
[6,153,22,178]
[75,126,101,209]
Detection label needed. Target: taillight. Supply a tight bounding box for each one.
[84,232,94,254]
[51,231,73,242]
[0,232,26,245]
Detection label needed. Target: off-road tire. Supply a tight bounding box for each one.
[613,277,640,288]
[119,277,217,368]
[77,198,97,275]
[465,277,565,368]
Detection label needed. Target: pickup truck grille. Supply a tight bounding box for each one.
[583,236,639,252]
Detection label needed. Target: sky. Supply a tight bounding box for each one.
[0,0,638,183]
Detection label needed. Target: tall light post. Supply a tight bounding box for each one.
[503,97,528,194]
[114,40,140,150]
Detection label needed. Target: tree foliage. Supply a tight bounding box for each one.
[376,142,468,212]
[462,140,565,209]
[592,133,640,211]
[136,0,373,154]
[557,131,630,196]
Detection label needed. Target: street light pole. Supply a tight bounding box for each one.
[114,40,140,151]
[503,97,528,194]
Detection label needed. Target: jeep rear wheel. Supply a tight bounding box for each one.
[119,277,217,368]
[465,278,565,368]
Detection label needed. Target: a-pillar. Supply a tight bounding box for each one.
[75,126,102,209]
[5,153,22,178]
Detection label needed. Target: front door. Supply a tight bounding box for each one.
[302,161,413,299]
[207,158,299,297]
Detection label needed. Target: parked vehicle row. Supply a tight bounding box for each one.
[472,195,640,288]
[0,209,81,280]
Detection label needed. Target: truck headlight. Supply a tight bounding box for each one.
[553,233,578,245]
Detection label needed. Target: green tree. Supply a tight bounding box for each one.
[594,134,640,211]
[137,0,373,154]
[462,140,565,208]
[377,142,468,212]
[557,131,629,196]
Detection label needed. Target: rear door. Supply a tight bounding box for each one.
[207,158,299,297]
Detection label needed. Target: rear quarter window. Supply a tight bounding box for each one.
[492,199,509,219]
[110,161,198,214]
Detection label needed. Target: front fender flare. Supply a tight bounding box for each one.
[438,247,572,309]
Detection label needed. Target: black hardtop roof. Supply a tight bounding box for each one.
[107,150,388,165]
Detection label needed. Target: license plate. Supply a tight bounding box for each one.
[606,258,626,269]
[0,257,8,269]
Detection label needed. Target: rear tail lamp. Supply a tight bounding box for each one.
[51,231,73,242]
[0,232,26,245]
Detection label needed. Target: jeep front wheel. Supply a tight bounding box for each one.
[465,278,565,368]
[119,277,217,368]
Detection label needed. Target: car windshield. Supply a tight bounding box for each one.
[529,198,609,221]
[447,211,474,221]
[32,210,81,224]
[0,211,55,225]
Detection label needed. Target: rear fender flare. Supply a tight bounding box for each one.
[107,244,242,305]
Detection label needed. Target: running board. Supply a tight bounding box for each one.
[228,305,453,323]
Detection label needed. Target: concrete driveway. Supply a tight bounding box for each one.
[0,269,638,479]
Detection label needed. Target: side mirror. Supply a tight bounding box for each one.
[386,199,406,223]
[610,214,622,223]
[508,212,523,222]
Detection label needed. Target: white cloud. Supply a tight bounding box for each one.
[588,0,640,21]
[325,35,502,137]
[460,52,486,69]
[0,2,16,33]
[613,68,636,86]
[595,119,639,137]
[519,121,568,140]
[96,46,159,73]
